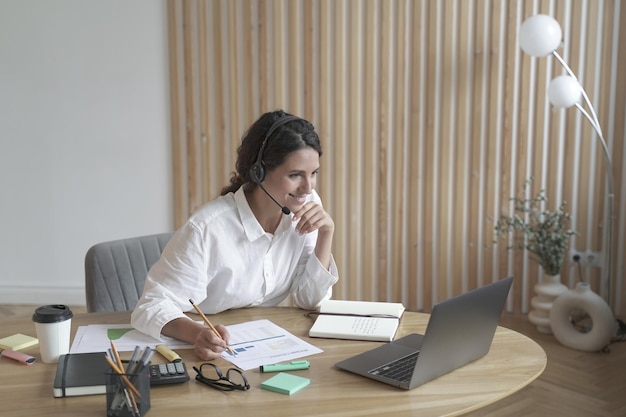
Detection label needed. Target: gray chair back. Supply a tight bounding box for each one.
[85,232,173,312]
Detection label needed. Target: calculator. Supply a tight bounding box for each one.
[149,361,190,385]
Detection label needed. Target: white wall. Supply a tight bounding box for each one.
[0,1,172,305]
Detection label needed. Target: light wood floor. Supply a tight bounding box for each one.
[2,305,624,416]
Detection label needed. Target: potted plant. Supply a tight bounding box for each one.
[494,177,577,275]
[494,177,577,333]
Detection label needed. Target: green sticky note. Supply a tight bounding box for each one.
[261,372,310,395]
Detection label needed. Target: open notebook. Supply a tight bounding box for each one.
[308,300,405,342]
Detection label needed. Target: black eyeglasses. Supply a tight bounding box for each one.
[193,363,250,391]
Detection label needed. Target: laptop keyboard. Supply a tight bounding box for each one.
[368,351,420,383]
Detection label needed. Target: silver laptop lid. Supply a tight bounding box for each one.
[407,276,513,388]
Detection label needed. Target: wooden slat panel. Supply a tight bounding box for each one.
[362,0,380,303]
[208,0,227,198]
[168,0,185,223]
[168,0,626,317]
[182,1,200,214]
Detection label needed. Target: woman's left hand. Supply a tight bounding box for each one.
[292,202,334,235]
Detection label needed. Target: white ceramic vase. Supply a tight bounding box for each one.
[528,274,568,334]
[550,282,617,352]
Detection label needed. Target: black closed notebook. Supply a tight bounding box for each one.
[53,352,109,397]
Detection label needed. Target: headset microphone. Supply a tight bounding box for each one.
[258,182,291,215]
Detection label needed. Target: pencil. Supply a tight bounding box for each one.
[188,299,235,355]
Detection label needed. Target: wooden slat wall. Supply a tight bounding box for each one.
[168,0,626,317]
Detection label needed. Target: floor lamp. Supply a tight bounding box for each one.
[519,15,616,314]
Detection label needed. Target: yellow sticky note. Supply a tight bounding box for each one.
[0,333,39,351]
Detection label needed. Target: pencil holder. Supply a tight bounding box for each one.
[105,365,151,417]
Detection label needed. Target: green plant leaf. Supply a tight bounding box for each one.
[494,177,577,275]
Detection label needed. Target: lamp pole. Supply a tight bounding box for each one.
[519,15,616,313]
[550,49,615,311]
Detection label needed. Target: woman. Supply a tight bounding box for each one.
[131,110,339,360]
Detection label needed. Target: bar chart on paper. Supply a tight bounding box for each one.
[221,319,322,370]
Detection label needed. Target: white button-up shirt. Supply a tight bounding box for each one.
[131,187,339,340]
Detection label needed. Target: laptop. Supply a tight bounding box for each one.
[335,276,513,390]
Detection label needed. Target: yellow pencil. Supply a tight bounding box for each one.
[188,299,235,355]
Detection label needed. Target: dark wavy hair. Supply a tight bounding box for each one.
[220,110,322,195]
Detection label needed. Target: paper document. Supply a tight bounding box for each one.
[221,319,323,370]
[69,319,322,370]
[70,324,193,353]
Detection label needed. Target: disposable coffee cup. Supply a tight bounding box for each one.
[32,305,73,364]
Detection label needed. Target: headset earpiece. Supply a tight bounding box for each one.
[249,161,265,184]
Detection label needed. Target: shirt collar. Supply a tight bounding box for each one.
[234,187,292,241]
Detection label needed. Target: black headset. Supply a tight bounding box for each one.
[249,115,300,184]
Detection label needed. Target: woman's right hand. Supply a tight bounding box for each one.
[193,324,231,360]
[162,318,231,361]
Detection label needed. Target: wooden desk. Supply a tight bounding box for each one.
[0,307,546,417]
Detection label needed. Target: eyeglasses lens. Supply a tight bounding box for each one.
[195,363,249,391]
[225,368,247,387]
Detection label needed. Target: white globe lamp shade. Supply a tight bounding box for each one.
[548,76,582,108]
[519,15,563,57]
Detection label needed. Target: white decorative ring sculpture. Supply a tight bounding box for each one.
[549,283,616,352]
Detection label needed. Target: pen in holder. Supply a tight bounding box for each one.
[105,365,150,417]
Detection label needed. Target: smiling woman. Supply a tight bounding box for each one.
[227,113,322,220]
[130,110,340,361]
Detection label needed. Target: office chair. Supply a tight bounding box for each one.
[84,232,173,312]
